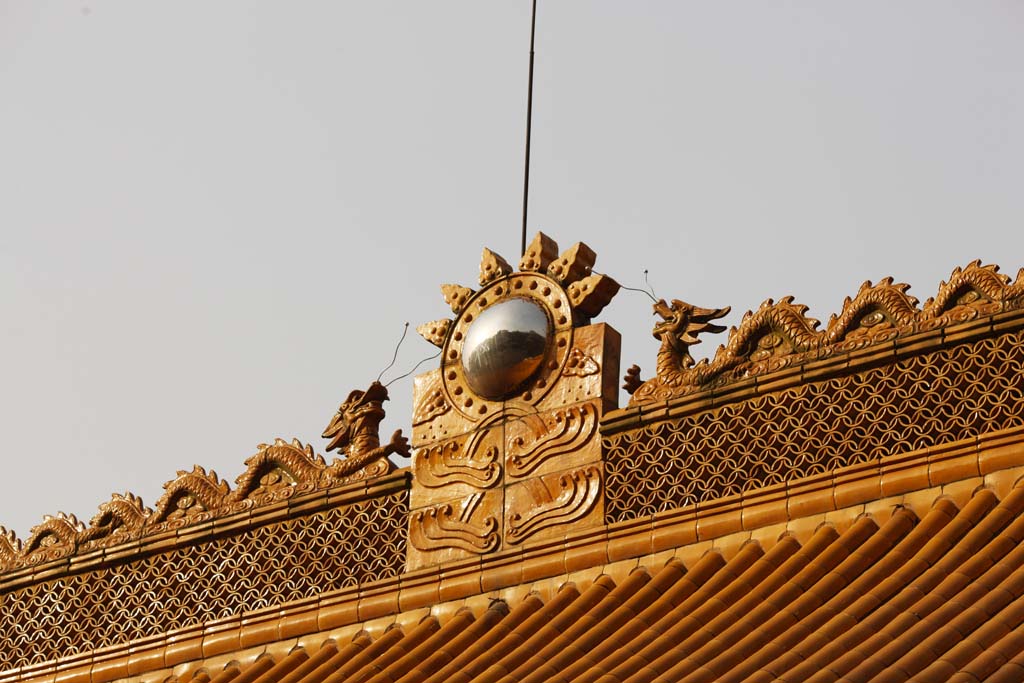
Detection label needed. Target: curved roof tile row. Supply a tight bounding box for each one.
[172,481,1024,683]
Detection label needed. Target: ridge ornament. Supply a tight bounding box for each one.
[322,381,411,476]
[407,232,622,569]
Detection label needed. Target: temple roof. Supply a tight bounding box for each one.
[98,471,1024,683]
[3,247,1024,683]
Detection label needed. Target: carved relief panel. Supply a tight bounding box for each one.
[407,234,621,570]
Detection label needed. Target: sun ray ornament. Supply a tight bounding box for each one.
[415,233,620,415]
[407,232,622,568]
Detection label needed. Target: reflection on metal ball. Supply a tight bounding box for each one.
[461,298,551,399]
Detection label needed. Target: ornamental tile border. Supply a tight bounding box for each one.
[4,424,1023,683]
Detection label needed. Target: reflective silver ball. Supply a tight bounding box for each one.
[461,298,551,399]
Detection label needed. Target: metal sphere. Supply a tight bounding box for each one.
[461,298,551,399]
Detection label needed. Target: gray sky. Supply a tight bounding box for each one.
[2,2,1023,540]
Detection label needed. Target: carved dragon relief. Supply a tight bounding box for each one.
[628,262,1024,405]
[22,513,85,564]
[627,298,732,403]
[823,277,919,343]
[321,380,409,478]
[230,439,327,504]
[0,381,408,574]
[150,466,231,526]
[506,403,599,479]
[0,527,21,572]
[409,492,500,554]
[924,260,1024,319]
[78,493,151,547]
[506,465,602,545]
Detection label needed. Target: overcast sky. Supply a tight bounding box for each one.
[2,2,1022,540]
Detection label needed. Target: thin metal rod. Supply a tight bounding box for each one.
[521,0,538,257]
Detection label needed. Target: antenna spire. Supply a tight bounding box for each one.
[521,0,538,257]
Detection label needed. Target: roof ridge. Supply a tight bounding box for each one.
[627,260,1024,405]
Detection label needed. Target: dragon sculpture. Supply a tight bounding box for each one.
[322,380,411,476]
[652,298,731,384]
[626,298,731,401]
[626,262,1024,406]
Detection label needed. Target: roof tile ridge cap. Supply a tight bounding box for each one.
[481,579,616,683]
[692,535,803,627]
[399,602,510,683]
[811,490,1007,681]
[678,542,766,606]
[642,539,814,681]
[382,615,442,659]
[651,519,878,682]
[988,650,1024,683]
[189,671,214,683]
[900,489,1001,595]
[909,593,1024,681]
[833,501,953,617]
[618,559,689,614]
[853,553,1024,683]
[550,562,690,683]
[680,537,805,645]
[209,663,245,683]
[925,500,1024,603]
[623,540,803,683]
[276,640,342,683]
[567,566,654,630]
[306,645,369,683]
[338,622,436,683]
[565,555,729,683]
[715,509,921,683]
[583,562,692,662]
[365,611,474,683]
[509,569,655,683]
[576,565,654,621]
[729,502,958,683]
[825,506,919,589]
[950,625,1024,683]
[654,543,763,634]
[782,515,878,592]
[932,537,1024,624]
[515,586,580,630]
[985,480,1024,533]
[419,593,545,683]
[595,543,771,683]
[230,653,277,683]
[938,487,1024,589]
[712,523,838,617]
[322,626,407,683]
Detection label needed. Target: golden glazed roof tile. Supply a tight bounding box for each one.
[3,258,1020,573]
[4,253,1024,683]
[127,481,1024,683]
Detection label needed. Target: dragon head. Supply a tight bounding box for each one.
[322,381,390,453]
[652,298,731,367]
